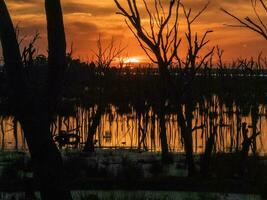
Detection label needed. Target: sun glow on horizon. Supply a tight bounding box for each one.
[124,57,141,64]
[4,1,267,61]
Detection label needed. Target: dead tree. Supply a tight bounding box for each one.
[222,0,267,40]
[0,0,26,114]
[239,122,260,175]
[0,0,72,199]
[178,4,214,175]
[114,0,181,163]
[94,34,125,70]
[45,0,67,109]
[21,32,40,68]
[114,0,214,173]
[83,35,125,152]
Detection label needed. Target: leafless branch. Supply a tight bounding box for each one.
[221,0,267,40]
[114,0,181,66]
[93,34,126,69]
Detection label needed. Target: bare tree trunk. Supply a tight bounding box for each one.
[83,105,103,152]
[158,64,171,163]
[182,126,196,176]
[13,118,18,150]
[114,0,212,177]
[159,63,196,169]
[1,118,5,150]
[151,112,156,151]
[251,104,259,154]
[0,0,72,199]
[137,113,142,150]
[239,122,250,176]
[240,122,258,176]
[236,108,241,152]
[177,103,196,176]
[0,0,26,112]
[158,105,170,163]
[20,114,70,199]
[45,0,67,107]
[184,91,196,175]
[140,112,148,151]
[43,1,72,198]
[201,124,217,177]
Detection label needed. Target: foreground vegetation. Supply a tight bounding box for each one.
[0,190,261,200]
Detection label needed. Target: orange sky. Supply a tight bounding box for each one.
[4,0,267,63]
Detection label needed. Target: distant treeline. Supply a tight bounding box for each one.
[0,62,266,116]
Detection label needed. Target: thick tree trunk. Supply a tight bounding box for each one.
[183,126,196,176]
[239,120,259,177]
[158,105,170,163]
[83,105,103,152]
[158,64,170,163]
[0,0,26,114]
[0,1,72,199]
[177,103,196,176]
[20,115,71,200]
[201,125,217,177]
[151,113,156,151]
[158,63,196,169]
[45,0,67,110]
[184,100,196,176]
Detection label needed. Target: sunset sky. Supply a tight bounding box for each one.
[4,0,267,63]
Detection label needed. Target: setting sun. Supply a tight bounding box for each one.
[124,57,140,64]
[3,0,267,61]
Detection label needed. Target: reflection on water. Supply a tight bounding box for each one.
[0,96,266,155]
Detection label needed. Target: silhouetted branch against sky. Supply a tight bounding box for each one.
[114,0,214,68]
[114,0,183,65]
[93,34,126,68]
[222,0,267,40]
[181,1,214,70]
[1,0,267,61]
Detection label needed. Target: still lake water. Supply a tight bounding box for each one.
[0,97,266,155]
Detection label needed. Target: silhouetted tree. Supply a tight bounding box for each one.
[0,0,72,199]
[114,0,214,173]
[93,34,125,70]
[178,4,214,175]
[114,0,181,163]
[0,0,26,113]
[83,35,125,152]
[222,4,267,195]
[45,0,67,109]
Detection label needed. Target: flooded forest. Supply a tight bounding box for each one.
[0,0,267,199]
[0,66,267,156]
